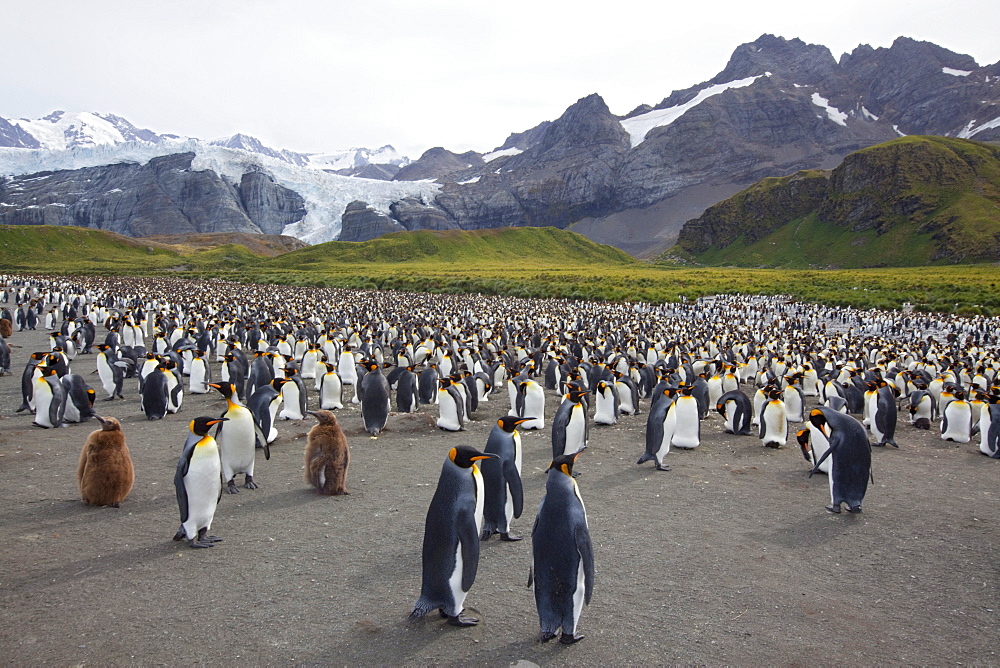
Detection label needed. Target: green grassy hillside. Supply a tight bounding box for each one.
[672,136,1000,267]
[4,223,1000,314]
[263,227,637,268]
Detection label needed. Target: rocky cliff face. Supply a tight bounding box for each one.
[338,201,406,242]
[677,170,831,253]
[676,136,1000,264]
[0,153,305,236]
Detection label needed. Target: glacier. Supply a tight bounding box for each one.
[0,138,438,245]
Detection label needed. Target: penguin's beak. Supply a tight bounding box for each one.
[470,454,497,462]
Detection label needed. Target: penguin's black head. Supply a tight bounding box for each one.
[209,382,236,399]
[449,445,495,469]
[548,449,584,477]
[497,415,532,433]
[796,428,812,462]
[808,409,829,436]
[190,416,228,436]
[568,388,588,404]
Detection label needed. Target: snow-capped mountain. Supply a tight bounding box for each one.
[1,35,998,252]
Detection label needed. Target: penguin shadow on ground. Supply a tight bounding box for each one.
[5,543,176,594]
[765,503,869,549]
[309,608,479,664]
[586,462,674,490]
[245,486,344,512]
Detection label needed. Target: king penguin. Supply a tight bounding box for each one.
[410,445,497,627]
[77,416,134,507]
[941,389,973,443]
[870,380,899,447]
[480,416,531,541]
[552,388,589,460]
[671,385,701,449]
[358,361,391,437]
[33,365,67,429]
[717,388,753,436]
[529,450,594,645]
[210,382,269,493]
[980,402,1000,458]
[174,416,228,548]
[319,362,345,410]
[808,408,872,514]
[593,380,620,426]
[759,388,788,448]
[638,387,677,471]
[436,376,467,432]
[304,410,350,495]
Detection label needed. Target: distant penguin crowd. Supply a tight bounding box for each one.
[3,273,1000,643]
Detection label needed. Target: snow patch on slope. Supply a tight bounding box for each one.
[942,67,972,77]
[958,116,1000,139]
[810,93,848,126]
[482,147,522,162]
[620,75,764,148]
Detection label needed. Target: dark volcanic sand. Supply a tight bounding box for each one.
[0,324,997,666]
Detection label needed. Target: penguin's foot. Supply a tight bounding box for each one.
[173,527,186,541]
[446,613,479,627]
[540,631,557,642]
[655,464,671,471]
[559,632,585,645]
[500,532,522,542]
[188,538,214,548]
[102,396,116,402]
[872,442,886,447]
[479,530,493,541]
[243,476,259,490]
[198,528,223,543]
[847,505,862,514]
[825,504,842,514]
[226,481,240,494]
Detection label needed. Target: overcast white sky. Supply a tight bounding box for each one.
[3,0,998,159]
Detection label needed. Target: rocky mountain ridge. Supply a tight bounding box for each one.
[1,35,998,254]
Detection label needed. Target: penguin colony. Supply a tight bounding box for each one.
[3,274,1000,645]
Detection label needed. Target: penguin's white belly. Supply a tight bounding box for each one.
[279,386,303,420]
[761,403,787,447]
[671,400,700,449]
[522,391,545,430]
[437,391,463,431]
[218,419,256,477]
[808,425,831,474]
[562,412,586,456]
[979,409,993,455]
[183,449,221,536]
[320,375,343,410]
[446,543,467,617]
[941,404,972,443]
[571,556,586,634]
[594,395,617,425]
[189,363,208,393]
[33,381,55,427]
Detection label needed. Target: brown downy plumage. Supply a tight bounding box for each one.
[77,416,134,507]
[304,410,350,495]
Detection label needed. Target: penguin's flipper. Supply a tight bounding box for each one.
[576,525,595,605]
[458,512,481,593]
[502,459,524,519]
[174,449,194,524]
[253,422,270,460]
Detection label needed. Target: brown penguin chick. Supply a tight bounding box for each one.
[77,416,134,507]
[304,410,350,495]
